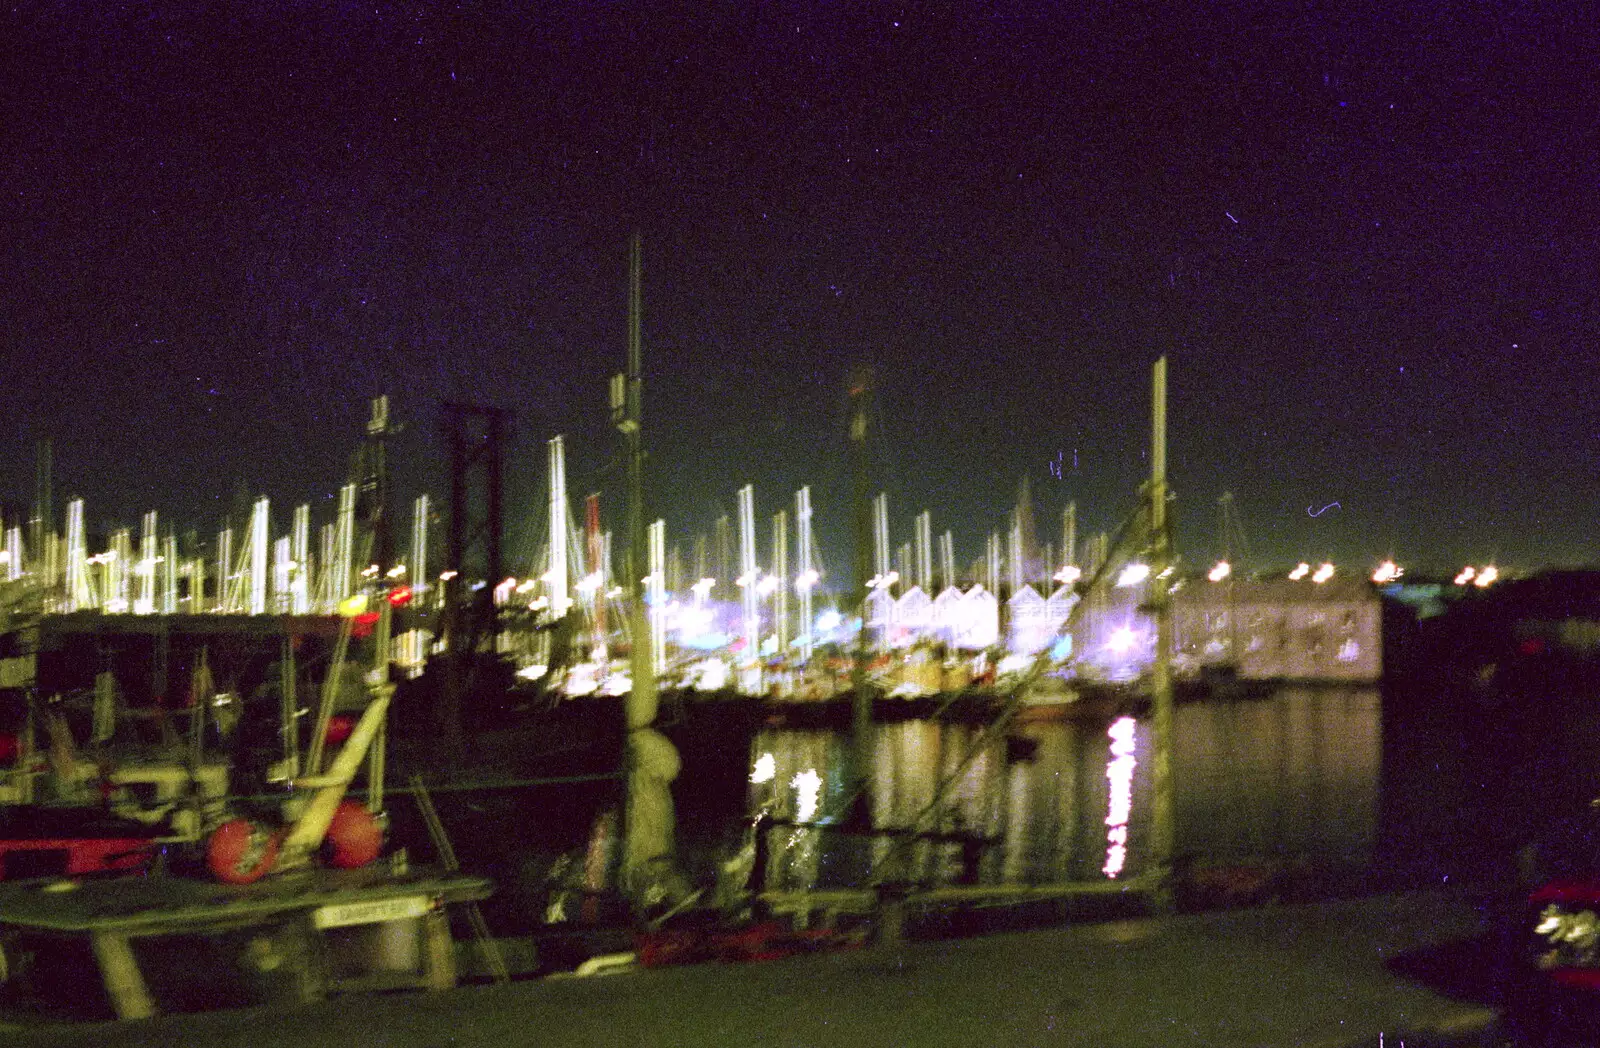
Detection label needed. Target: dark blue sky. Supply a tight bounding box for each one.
[4,1,1597,581]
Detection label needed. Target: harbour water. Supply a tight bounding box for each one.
[740,685,1381,897]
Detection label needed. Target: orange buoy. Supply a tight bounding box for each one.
[322,800,383,869]
[207,819,282,884]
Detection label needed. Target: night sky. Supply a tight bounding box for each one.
[5,2,1597,582]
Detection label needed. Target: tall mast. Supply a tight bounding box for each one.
[915,511,932,592]
[616,232,679,906]
[772,509,789,657]
[32,439,51,594]
[796,487,815,662]
[737,484,758,660]
[1149,355,1175,905]
[1063,501,1077,571]
[547,437,569,616]
[620,230,654,722]
[847,367,874,828]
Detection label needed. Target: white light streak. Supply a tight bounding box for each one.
[792,768,823,822]
[1103,717,1137,878]
[1115,564,1150,588]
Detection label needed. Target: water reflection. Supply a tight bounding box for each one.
[746,685,1380,893]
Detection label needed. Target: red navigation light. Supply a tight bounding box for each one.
[387,585,413,607]
[1519,637,1547,656]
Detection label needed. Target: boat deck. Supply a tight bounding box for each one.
[0,867,492,1020]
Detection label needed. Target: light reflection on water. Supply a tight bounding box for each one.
[747,685,1381,892]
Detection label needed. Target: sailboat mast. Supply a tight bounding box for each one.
[1149,355,1175,905]
[847,367,874,827]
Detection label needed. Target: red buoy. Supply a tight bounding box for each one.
[324,713,355,746]
[323,800,383,869]
[207,819,282,884]
[0,732,19,764]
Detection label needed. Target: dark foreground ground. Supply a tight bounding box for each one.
[11,890,1513,1048]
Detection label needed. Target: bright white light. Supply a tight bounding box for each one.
[1371,560,1401,584]
[1156,566,1174,580]
[1106,626,1138,655]
[1053,565,1082,585]
[387,564,406,578]
[795,569,820,592]
[0,552,10,565]
[1115,564,1150,588]
[1454,566,1476,586]
[1208,560,1231,582]
[816,609,843,633]
[867,571,900,590]
[1103,717,1137,879]
[439,570,458,581]
[735,572,755,588]
[1288,563,1310,581]
[602,673,631,696]
[997,654,1032,675]
[516,579,538,594]
[1312,563,1335,584]
[692,658,729,691]
[575,572,603,594]
[515,663,549,680]
[750,752,776,784]
[1474,565,1499,588]
[792,768,823,822]
[756,575,780,597]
